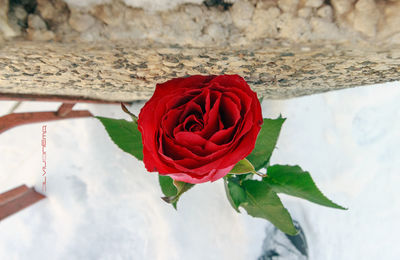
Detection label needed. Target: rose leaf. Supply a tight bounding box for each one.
[246,117,286,171]
[223,176,247,212]
[159,175,178,209]
[240,179,298,236]
[160,178,195,209]
[265,165,347,210]
[230,158,256,175]
[96,116,143,161]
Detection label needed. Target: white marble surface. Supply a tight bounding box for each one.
[0,81,399,259]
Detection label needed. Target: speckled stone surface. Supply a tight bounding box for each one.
[0,41,399,102]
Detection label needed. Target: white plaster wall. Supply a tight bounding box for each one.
[0,81,399,259]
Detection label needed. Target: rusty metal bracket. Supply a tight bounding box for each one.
[0,102,93,134]
[0,185,46,221]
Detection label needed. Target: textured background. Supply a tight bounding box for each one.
[3,0,400,45]
[2,0,400,102]
[1,41,400,101]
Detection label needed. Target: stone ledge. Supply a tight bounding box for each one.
[0,41,399,102]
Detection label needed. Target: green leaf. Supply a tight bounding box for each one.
[96,117,143,161]
[223,177,247,212]
[265,165,346,210]
[159,175,178,209]
[230,158,256,174]
[223,176,297,235]
[246,117,286,171]
[160,178,194,209]
[241,179,298,235]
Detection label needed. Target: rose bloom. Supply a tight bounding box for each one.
[138,75,262,184]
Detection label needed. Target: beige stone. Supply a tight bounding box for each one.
[311,17,340,40]
[378,2,400,39]
[298,7,312,18]
[26,29,55,41]
[231,0,255,30]
[28,14,47,30]
[124,8,164,39]
[331,0,356,15]
[277,13,311,41]
[204,5,232,25]
[303,0,324,8]
[7,5,26,37]
[278,0,299,14]
[204,23,228,42]
[4,0,400,49]
[1,41,399,102]
[256,0,278,10]
[69,10,96,32]
[36,0,70,26]
[92,2,124,26]
[353,0,380,37]
[317,5,333,21]
[0,0,18,38]
[161,10,203,45]
[14,5,28,21]
[246,7,281,39]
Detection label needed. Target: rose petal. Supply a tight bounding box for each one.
[209,164,235,182]
[219,95,241,128]
[210,124,238,145]
[160,133,230,172]
[161,107,184,136]
[217,122,261,169]
[167,164,235,184]
[199,90,222,138]
[175,131,213,149]
[183,114,203,132]
[152,75,215,100]
[178,99,204,124]
[210,74,253,94]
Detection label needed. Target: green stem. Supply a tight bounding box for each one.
[121,103,138,122]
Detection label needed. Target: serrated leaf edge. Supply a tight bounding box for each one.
[266,164,347,210]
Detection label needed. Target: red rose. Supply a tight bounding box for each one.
[138,75,263,184]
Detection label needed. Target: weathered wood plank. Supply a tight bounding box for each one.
[0,41,399,102]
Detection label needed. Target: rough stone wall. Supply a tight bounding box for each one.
[1,0,400,102]
[1,0,400,46]
[1,41,399,102]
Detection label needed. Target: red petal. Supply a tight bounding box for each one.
[161,107,183,136]
[199,90,222,139]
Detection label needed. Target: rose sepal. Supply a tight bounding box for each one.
[159,175,194,209]
[229,158,257,175]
